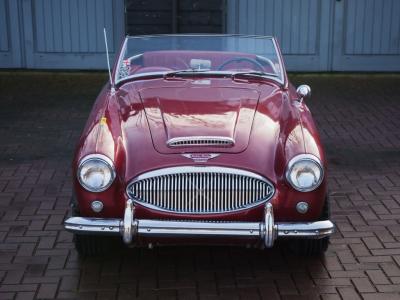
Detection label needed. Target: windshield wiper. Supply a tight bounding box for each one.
[163,69,210,79]
[231,71,278,80]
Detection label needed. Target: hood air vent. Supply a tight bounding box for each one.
[167,136,235,148]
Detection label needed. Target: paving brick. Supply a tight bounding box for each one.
[351,277,376,293]
[0,284,38,292]
[16,244,35,257]
[35,283,58,299]
[0,293,15,300]
[380,262,400,277]
[362,237,384,249]
[337,287,362,300]
[349,243,371,257]
[321,294,341,300]
[366,270,391,285]
[3,270,25,284]
[362,293,400,300]
[14,292,36,300]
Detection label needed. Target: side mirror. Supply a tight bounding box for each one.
[296,85,311,101]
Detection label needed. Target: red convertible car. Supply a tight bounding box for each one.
[64,35,334,256]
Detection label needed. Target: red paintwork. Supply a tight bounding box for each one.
[73,39,327,226]
[141,84,259,154]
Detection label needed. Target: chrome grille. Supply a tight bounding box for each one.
[127,166,274,214]
[167,136,234,148]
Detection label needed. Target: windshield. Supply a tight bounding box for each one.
[115,35,284,84]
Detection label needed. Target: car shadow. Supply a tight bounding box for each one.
[75,241,329,295]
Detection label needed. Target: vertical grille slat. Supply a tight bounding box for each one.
[233,174,236,209]
[129,168,274,213]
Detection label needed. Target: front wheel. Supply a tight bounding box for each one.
[289,197,331,256]
[71,199,118,257]
[73,234,115,257]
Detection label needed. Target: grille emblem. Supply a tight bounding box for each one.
[181,153,220,163]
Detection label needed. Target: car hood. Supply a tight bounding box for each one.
[103,78,306,183]
[139,85,260,154]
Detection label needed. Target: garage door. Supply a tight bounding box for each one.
[332,0,400,71]
[227,0,400,71]
[227,0,332,71]
[0,0,23,68]
[1,0,125,69]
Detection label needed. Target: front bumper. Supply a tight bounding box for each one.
[64,200,334,248]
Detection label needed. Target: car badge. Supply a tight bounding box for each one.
[182,153,220,163]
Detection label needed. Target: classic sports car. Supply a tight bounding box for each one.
[64,35,334,256]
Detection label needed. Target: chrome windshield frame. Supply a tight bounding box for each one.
[113,34,286,86]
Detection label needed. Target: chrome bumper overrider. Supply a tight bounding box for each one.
[64,200,334,248]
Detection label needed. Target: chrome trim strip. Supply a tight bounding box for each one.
[137,219,261,238]
[114,37,128,84]
[64,200,335,246]
[130,166,270,183]
[132,199,269,215]
[116,70,284,86]
[64,216,334,242]
[114,34,285,86]
[126,166,275,214]
[271,37,286,86]
[127,34,275,38]
[277,221,334,238]
[166,136,235,147]
[64,217,121,235]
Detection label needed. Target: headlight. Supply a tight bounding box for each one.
[286,154,323,192]
[77,154,115,192]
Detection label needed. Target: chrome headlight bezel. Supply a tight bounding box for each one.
[77,154,116,192]
[285,154,324,192]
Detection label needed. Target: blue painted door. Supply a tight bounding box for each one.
[227,0,333,71]
[227,0,400,71]
[23,0,125,69]
[1,0,125,69]
[332,0,400,71]
[0,0,23,68]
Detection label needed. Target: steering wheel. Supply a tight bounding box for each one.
[217,57,265,71]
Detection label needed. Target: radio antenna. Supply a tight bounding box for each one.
[103,28,115,93]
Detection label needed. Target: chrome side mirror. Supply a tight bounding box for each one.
[296,85,311,101]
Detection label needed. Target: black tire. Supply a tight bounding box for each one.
[71,196,115,257]
[73,234,114,257]
[289,197,331,256]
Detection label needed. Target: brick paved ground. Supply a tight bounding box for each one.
[0,72,400,299]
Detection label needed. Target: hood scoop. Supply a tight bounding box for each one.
[139,85,260,154]
[167,136,235,148]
